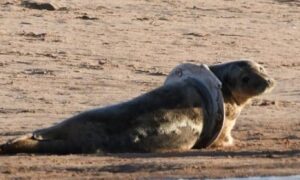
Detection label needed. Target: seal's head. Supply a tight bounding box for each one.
[211,60,275,105]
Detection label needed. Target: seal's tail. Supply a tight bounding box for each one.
[0,134,67,154]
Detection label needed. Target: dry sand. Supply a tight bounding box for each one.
[0,0,299,179]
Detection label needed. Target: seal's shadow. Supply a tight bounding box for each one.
[111,149,300,159]
[95,150,300,173]
[99,163,181,173]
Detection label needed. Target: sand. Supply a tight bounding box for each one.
[0,0,299,179]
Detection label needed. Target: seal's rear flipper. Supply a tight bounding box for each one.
[0,134,68,154]
[0,135,38,154]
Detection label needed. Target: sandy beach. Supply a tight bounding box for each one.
[0,0,299,179]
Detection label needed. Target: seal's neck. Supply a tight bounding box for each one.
[209,63,227,83]
[209,64,242,106]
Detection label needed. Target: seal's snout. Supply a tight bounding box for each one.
[259,77,275,94]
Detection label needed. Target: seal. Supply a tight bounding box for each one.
[206,60,275,147]
[165,60,275,147]
[0,65,224,154]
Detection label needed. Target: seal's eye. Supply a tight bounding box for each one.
[242,76,250,84]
